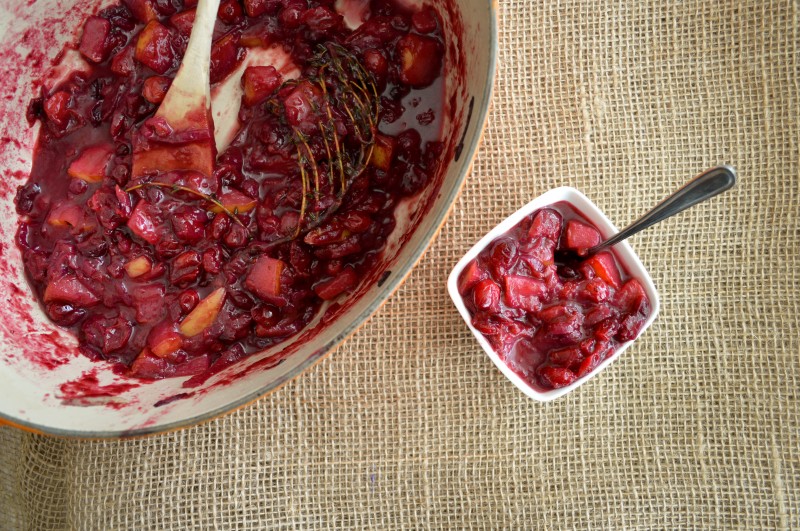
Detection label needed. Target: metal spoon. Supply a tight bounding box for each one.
[556,165,738,265]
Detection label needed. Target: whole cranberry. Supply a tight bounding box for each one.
[488,238,519,278]
[278,0,305,29]
[178,289,200,313]
[210,213,231,240]
[46,303,86,326]
[202,246,223,275]
[224,224,248,248]
[390,15,410,31]
[15,183,41,214]
[379,97,404,124]
[239,178,260,199]
[324,259,343,275]
[172,205,208,243]
[395,129,422,164]
[218,0,243,24]
[154,234,183,259]
[110,164,129,185]
[81,314,132,354]
[228,288,255,310]
[411,9,438,34]
[67,179,88,196]
[113,231,133,254]
[473,279,500,312]
[170,250,202,286]
[251,304,280,326]
[301,6,341,32]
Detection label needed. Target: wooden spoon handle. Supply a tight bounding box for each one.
[156,0,221,127]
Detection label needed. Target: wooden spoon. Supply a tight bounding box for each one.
[132,0,221,178]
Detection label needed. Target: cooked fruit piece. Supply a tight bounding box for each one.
[617,311,647,342]
[47,204,92,231]
[520,237,556,277]
[243,0,275,18]
[44,91,72,128]
[411,8,439,34]
[44,274,100,306]
[126,201,161,245]
[580,277,611,303]
[595,318,621,341]
[218,0,244,24]
[172,354,211,377]
[179,287,226,337]
[396,34,442,88]
[132,283,167,323]
[110,45,136,76]
[548,347,584,369]
[341,211,372,233]
[170,250,202,285]
[210,33,243,83]
[301,6,342,32]
[563,219,601,251]
[528,208,562,241]
[169,8,196,36]
[538,366,578,388]
[576,352,602,377]
[67,144,114,182]
[503,275,547,312]
[124,256,152,278]
[129,349,170,379]
[369,134,395,171]
[457,260,485,295]
[614,279,647,313]
[79,16,113,63]
[303,221,348,246]
[313,266,357,300]
[123,0,159,23]
[209,190,258,214]
[142,76,172,104]
[282,80,324,133]
[131,138,216,179]
[582,251,622,289]
[82,315,133,354]
[361,48,388,88]
[242,65,282,106]
[473,278,501,312]
[171,206,208,243]
[135,21,176,74]
[244,256,285,301]
[148,322,183,357]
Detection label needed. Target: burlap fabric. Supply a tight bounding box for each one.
[2,0,799,528]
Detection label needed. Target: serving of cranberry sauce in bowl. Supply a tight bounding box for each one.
[0,0,496,437]
[447,188,660,402]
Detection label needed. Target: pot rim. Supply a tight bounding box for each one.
[0,1,499,439]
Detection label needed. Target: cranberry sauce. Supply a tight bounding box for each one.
[15,0,448,380]
[457,202,652,391]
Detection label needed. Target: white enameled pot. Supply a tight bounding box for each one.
[0,0,497,437]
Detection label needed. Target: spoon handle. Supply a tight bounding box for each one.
[156,0,220,125]
[591,165,737,253]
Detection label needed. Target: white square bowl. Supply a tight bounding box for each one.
[447,187,660,401]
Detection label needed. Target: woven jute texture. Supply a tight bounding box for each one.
[2,0,799,528]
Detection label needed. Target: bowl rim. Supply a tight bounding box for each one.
[0,2,500,439]
[446,186,661,402]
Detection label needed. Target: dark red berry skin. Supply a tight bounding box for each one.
[461,203,651,391]
[16,0,450,380]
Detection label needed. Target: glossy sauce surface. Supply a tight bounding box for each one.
[457,202,652,391]
[16,0,448,381]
